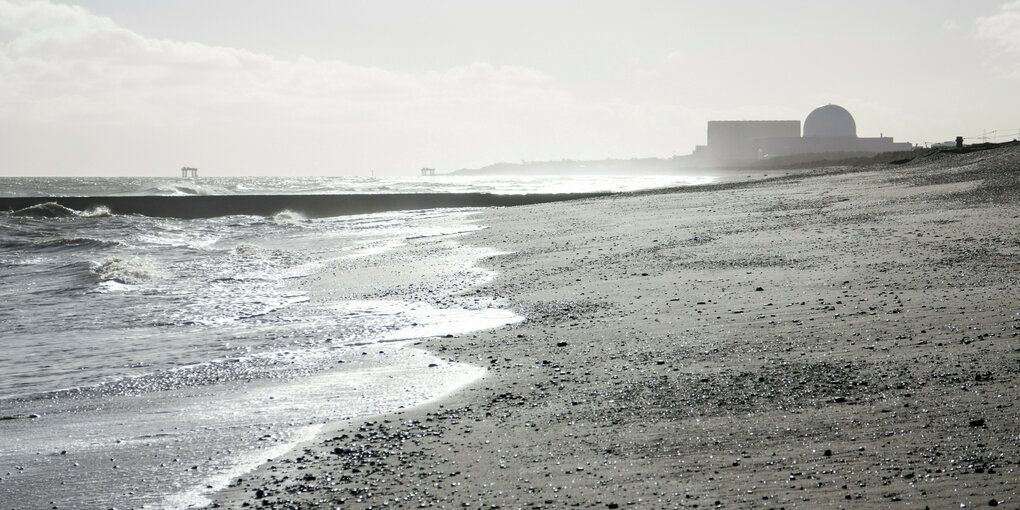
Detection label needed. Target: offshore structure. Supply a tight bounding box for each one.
[694,104,913,164]
[181,166,198,178]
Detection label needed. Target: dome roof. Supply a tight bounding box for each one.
[803,104,856,137]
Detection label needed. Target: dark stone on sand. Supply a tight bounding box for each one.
[989,499,999,506]
[824,449,832,457]
[969,418,985,427]
[556,341,568,347]
[0,413,40,421]
[755,287,764,291]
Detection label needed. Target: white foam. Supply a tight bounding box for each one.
[271,209,307,224]
[80,205,112,217]
[89,256,157,284]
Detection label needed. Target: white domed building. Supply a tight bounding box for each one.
[803,104,857,137]
[695,104,913,164]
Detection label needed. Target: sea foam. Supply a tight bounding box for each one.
[89,257,156,284]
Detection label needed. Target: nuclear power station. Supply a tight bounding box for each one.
[694,104,912,164]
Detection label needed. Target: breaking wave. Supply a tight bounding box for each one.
[9,202,114,219]
[233,243,278,258]
[138,183,235,196]
[11,202,78,218]
[89,257,156,284]
[81,205,113,217]
[271,209,307,224]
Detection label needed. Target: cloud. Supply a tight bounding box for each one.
[0,0,698,174]
[0,0,110,33]
[0,0,568,127]
[975,0,1020,51]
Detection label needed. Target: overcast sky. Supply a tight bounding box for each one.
[2,0,1019,176]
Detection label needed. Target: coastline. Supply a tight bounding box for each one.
[214,145,1019,508]
[0,207,526,509]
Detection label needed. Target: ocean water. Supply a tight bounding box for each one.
[0,174,718,198]
[0,174,716,509]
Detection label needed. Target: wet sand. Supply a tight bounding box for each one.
[214,145,1020,509]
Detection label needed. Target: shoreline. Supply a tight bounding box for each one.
[0,207,516,509]
[214,145,1019,508]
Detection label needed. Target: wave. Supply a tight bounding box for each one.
[231,243,298,260]
[271,209,307,224]
[11,202,78,218]
[233,243,273,257]
[42,237,121,251]
[81,205,113,217]
[0,236,122,252]
[89,257,156,284]
[7,202,116,219]
[138,182,236,196]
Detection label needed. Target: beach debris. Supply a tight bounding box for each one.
[0,413,40,420]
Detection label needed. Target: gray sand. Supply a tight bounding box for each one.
[214,145,1019,509]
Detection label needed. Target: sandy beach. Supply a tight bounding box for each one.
[214,144,1019,509]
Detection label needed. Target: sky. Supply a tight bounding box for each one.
[1,0,1019,176]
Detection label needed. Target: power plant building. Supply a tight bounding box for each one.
[695,104,913,164]
[706,121,801,163]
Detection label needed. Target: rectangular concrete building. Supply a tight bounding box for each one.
[705,121,801,163]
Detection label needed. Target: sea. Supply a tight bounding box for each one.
[0,174,717,509]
